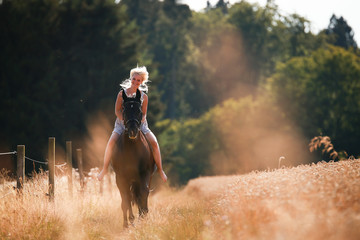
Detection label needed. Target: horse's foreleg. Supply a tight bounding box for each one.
[117,177,131,228]
[120,190,133,228]
[121,199,129,228]
[139,181,149,217]
[129,205,135,224]
[128,186,135,225]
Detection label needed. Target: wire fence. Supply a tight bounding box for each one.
[0,150,67,167]
[0,151,17,156]
[0,149,69,199]
[25,156,48,165]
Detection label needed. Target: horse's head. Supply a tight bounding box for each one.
[123,100,142,140]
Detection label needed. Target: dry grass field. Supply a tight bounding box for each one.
[0,159,359,240]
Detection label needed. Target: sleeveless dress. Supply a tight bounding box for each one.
[112,88,151,135]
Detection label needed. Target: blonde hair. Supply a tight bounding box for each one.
[120,66,150,92]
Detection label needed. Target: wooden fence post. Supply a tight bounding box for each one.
[16,145,25,192]
[66,141,73,197]
[48,137,55,201]
[76,149,84,192]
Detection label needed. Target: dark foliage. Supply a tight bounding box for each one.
[326,14,358,50]
[0,0,139,171]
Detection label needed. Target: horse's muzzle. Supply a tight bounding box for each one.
[128,128,139,140]
[126,120,140,140]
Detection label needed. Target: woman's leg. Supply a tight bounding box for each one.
[145,132,167,182]
[97,132,119,181]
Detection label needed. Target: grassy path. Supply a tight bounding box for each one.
[1,159,359,239]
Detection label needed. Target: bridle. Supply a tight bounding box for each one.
[123,101,142,130]
[125,118,140,129]
[122,89,142,138]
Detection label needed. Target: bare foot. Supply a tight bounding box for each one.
[97,169,107,181]
[159,170,168,182]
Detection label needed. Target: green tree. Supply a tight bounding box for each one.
[0,0,141,166]
[326,14,358,50]
[158,116,217,185]
[115,0,165,130]
[188,8,246,104]
[215,0,229,14]
[150,0,194,119]
[52,0,140,139]
[281,14,317,57]
[121,0,211,119]
[267,46,360,156]
[228,1,279,83]
[159,95,312,185]
[0,0,61,162]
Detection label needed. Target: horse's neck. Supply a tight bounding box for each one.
[119,132,148,148]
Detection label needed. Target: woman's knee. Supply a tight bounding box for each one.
[108,133,119,147]
[147,133,159,149]
[151,141,159,151]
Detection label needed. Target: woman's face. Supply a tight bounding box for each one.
[131,73,143,88]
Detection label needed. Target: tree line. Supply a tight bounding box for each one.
[1,0,359,184]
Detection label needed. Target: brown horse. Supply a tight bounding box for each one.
[111,89,155,228]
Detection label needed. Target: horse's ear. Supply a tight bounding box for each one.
[122,89,127,101]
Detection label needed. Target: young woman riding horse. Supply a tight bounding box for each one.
[98,66,167,182]
[112,88,156,227]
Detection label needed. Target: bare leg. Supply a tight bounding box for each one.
[145,132,167,182]
[98,132,119,181]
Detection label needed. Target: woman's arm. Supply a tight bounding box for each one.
[141,93,148,123]
[115,90,123,121]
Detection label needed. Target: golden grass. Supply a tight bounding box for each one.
[1,159,359,239]
[186,159,360,240]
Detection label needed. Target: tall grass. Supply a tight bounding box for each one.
[1,159,359,239]
[185,159,360,240]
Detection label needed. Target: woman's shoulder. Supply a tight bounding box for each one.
[139,90,147,104]
[140,90,148,98]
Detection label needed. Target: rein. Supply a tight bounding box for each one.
[125,119,141,130]
[122,89,142,134]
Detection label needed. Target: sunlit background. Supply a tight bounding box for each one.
[1,1,360,239]
[181,0,360,44]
